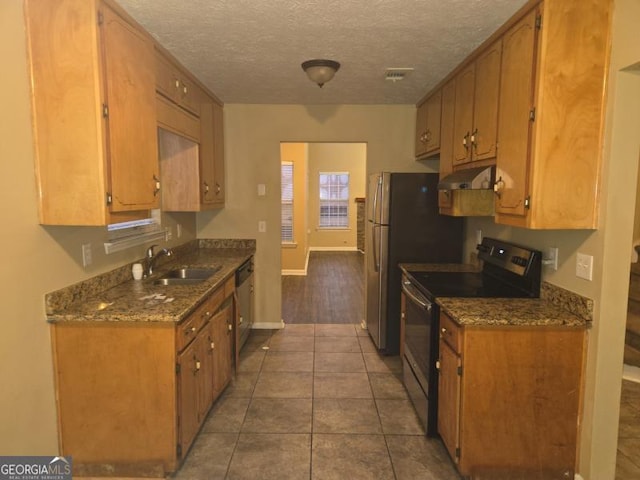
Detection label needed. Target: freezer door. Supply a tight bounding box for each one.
[365,222,389,350]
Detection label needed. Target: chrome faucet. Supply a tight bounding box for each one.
[145,244,173,276]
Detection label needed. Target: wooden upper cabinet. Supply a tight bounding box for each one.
[452,65,475,165]
[415,90,442,158]
[160,100,225,212]
[438,80,456,210]
[453,41,501,166]
[155,49,202,117]
[495,0,612,229]
[24,0,159,225]
[101,5,160,212]
[495,8,538,219]
[472,41,501,161]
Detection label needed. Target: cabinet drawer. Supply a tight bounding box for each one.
[440,312,462,353]
[177,308,207,352]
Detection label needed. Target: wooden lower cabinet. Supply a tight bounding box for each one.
[437,312,585,477]
[51,281,235,477]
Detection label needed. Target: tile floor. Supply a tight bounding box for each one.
[172,323,461,480]
[616,379,640,479]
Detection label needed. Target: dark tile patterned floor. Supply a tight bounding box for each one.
[172,325,461,480]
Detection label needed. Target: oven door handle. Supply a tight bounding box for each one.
[402,281,432,311]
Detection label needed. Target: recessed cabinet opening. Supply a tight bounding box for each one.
[158,128,201,211]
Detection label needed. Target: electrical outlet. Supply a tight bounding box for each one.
[176,223,182,238]
[258,220,266,232]
[544,247,559,271]
[82,243,92,267]
[576,253,593,281]
[166,227,173,241]
[258,184,266,196]
[476,230,482,246]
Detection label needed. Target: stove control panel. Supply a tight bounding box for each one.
[477,238,541,278]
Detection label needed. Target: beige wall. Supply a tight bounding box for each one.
[197,104,433,327]
[307,143,366,249]
[0,0,197,454]
[280,143,308,272]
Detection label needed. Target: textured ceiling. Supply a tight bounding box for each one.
[115,0,528,105]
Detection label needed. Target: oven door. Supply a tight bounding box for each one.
[401,276,438,436]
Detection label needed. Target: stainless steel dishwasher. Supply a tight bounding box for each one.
[235,257,254,350]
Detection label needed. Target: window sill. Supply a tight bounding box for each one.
[281,242,298,248]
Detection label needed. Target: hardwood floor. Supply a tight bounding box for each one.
[282,251,365,324]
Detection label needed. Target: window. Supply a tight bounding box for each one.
[319,172,349,228]
[281,162,294,242]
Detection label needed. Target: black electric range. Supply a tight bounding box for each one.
[401,237,542,437]
[407,237,542,300]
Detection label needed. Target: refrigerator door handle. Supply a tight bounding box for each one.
[372,175,381,222]
[372,224,380,272]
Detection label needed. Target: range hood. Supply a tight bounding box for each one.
[437,166,494,190]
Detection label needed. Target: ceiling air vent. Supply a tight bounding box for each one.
[385,68,414,82]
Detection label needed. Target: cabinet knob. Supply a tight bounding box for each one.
[195,360,201,371]
[153,174,161,196]
[215,183,221,194]
[470,128,478,148]
[425,129,431,143]
[204,182,210,194]
[210,341,215,350]
[441,327,448,335]
[493,176,505,198]
[462,132,469,149]
[227,324,233,332]
[174,79,180,89]
[436,360,441,370]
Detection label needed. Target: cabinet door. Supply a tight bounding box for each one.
[495,9,538,217]
[177,337,201,455]
[438,80,456,209]
[100,5,159,211]
[425,90,442,154]
[212,102,226,205]
[452,65,475,165]
[415,101,428,158]
[438,341,461,464]
[472,41,502,161]
[200,102,217,206]
[155,50,181,104]
[211,303,233,400]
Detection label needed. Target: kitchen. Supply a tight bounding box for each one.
[0,1,638,480]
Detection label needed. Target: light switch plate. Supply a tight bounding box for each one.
[258,220,266,232]
[258,184,266,196]
[576,252,593,281]
[82,243,92,267]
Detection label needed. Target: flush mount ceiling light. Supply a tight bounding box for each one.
[301,59,340,88]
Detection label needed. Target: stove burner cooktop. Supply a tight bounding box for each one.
[409,271,530,298]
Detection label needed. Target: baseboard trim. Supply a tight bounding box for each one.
[308,246,359,252]
[623,363,640,383]
[252,320,285,330]
[282,269,306,275]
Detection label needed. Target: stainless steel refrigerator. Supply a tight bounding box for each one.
[365,172,463,354]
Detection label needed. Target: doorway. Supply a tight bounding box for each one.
[279,142,366,324]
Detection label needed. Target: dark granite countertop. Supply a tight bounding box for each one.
[398,262,590,328]
[46,240,255,324]
[437,297,586,327]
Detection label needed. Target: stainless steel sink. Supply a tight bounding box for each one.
[153,266,221,286]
